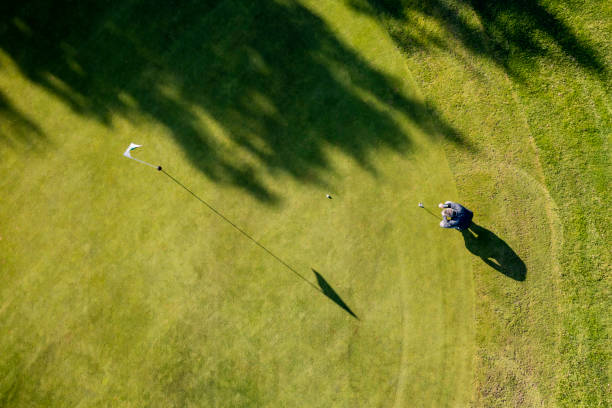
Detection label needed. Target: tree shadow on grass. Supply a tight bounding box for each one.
[0,0,470,201]
[0,90,46,150]
[461,223,526,281]
[350,0,609,82]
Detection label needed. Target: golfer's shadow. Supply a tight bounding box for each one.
[461,223,526,281]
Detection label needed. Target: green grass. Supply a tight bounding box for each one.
[0,1,474,406]
[362,0,610,405]
[0,0,609,407]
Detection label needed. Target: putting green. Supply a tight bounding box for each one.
[0,0,475,406]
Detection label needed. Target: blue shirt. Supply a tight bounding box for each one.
[439,201,473,230]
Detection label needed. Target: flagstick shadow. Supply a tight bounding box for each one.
[312,269,359,319]
[159,168,359,319]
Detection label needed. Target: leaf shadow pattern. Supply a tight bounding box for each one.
[350,0,609,82]
[461,223,526,281]
[0,0,470,202]
[0,90,46,150]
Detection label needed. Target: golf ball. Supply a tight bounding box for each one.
[326,194,332,199]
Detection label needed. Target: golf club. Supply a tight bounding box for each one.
[418,202,439,219]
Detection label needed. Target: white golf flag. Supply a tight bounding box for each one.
[123,143,157,168]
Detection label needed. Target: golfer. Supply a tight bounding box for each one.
[438,201,473,231]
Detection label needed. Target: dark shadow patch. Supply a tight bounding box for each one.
[350,0,608,82]
[0,0,469,201]
[313,269,358,319]
[0,91,46,149]
[461,223,526,281]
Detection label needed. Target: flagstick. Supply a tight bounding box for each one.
[131,157,157,168]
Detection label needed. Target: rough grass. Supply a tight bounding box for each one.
[363,0,610,405]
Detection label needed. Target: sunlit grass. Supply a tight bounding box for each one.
[1,0,608,406]
[0,1,475,406]
[366,0,610,405]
